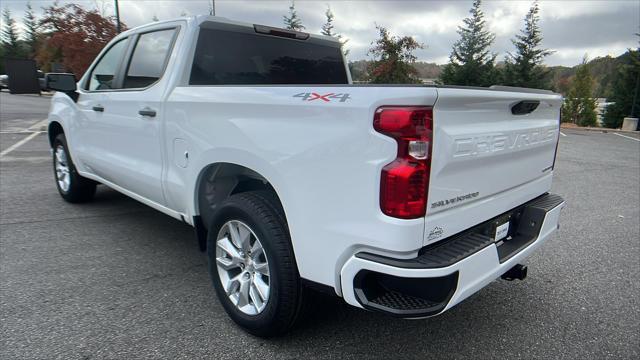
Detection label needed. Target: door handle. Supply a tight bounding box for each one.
[92,105,104,112]
[138,107,156,117]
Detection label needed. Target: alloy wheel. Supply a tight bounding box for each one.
[54,145,70,192]
[215,220,271,315]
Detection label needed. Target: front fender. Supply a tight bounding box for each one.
[47,92,80,149]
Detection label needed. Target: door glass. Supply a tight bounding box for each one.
[87,39,128,91]
[124,29,176,89]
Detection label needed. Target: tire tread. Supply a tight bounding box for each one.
[53,133,96,203]
[207,191,308,337]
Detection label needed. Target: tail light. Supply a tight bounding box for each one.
[374,106,433,219]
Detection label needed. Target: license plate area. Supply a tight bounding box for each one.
[494,221,510,243]
[495,205,547,262]
[483,204,543,262]
[491,211,519,246]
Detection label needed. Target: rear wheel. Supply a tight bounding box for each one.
[52,133,96,203]
[207,191,306,337]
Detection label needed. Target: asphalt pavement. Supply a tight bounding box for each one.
[0,92,639,359]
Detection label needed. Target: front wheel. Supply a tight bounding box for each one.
[207,191,307,337]
[52,133,96,203]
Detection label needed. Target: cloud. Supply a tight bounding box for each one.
[0,0,638,66]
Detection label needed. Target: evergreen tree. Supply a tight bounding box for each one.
[23,2,39,57]
[602,48,640,128]
[0,42,5,73]
[283,1,304,31]
[367,25,423,84]
[321,6,349,56]
[502,1,553,89]
[321,7,335,36]
[439,0,496,86]
[1,7,21,58]
[562,57,597,127]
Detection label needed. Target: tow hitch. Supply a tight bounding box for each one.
[501,264,528,281]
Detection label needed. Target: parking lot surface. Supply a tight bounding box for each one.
[1,93,639,359]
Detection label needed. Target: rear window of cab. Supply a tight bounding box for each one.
[189,28,348,85]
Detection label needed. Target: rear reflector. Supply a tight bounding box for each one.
[374,107,433,219]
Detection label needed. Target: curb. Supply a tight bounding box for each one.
[560,126,639,135]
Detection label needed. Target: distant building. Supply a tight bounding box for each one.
[420,78,437,85]
[596,98,615,126]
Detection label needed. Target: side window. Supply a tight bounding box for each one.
[87,39,128,91]
[124,29,176,89]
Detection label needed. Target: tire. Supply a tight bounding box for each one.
[207,191,306,337]
[52,133,96,203]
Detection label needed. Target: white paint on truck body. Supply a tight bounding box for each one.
[47,15,564,311]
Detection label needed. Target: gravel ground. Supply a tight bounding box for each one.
[1,93,638,359]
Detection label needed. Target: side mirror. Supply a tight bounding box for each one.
[45,73,77,92]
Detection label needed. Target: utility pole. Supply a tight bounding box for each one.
[114,0,121,33]
[631,65,639,118]
[210,0,216,16]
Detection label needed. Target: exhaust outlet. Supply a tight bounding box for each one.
[501,264,528,281]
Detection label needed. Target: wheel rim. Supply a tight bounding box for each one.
[54,145,71,192]
[215,220,270,315]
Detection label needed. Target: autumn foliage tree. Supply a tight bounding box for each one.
[36,3,123,76]
[367,25,423,84]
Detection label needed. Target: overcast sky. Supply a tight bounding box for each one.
[1,0,638,66]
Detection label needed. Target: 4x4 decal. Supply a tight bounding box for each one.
[293,92,351,102]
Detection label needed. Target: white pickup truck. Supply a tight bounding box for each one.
[45,16,565,336]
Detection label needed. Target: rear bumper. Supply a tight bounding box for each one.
[340,193,565,318]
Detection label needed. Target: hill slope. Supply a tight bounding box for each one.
[349,51,632,97]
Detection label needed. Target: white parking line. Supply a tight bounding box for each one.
[0,131,41,158]
[559,131,567,137]
[28,119,49,132]
[613,132,640,142]
[0,130,44,134]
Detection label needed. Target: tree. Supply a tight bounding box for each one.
[92,0,111,17]
[321,6,335,36]
[37,3,123,76]
[1,7,21,58]
[562,57,597,127]
[23,2,40,57]
[367,25,423,84]
[439,0,496,86]
[321,6,349,56]
[602,48,640,128]
[502,1,553,89]
[283,1,304,31]
[0,42,5,73]
[152,14,159,22]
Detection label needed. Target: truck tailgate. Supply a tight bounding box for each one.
[424,88,562,246]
